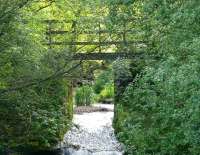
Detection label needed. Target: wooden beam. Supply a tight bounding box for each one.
[71,52,143,60]
[43,17,139,24]
[47,41,145,46]
[46,29,137,35]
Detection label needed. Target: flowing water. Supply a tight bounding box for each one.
[61,104,123,155]
[8,104,123,155]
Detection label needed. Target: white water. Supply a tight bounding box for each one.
[62,104,123,155]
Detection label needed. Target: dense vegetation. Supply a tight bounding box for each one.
[112,1,200,155]
[0,0,75,152]
[1,0,200,154]
[75,85,95,106]
[93,67,114,103]
[74,67,114,106]
[0,0,114,152]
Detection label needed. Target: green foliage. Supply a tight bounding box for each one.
[1,0,200,154]
[93,67,114,103]
[93,68,113,94]
[117,58,200,155]
[0,0,73,151]
[66,85,74,121]
[113,1,200,155]
[0,79,72,150]
[97,83,114,102]
[75,85,94,106]
[113,104,128,134]
[113,59,133,102]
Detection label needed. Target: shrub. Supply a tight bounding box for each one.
[93,68,113,94]
[112,59,133,102]
[0,79,72,151]
[75,85,94,106]
[116,57,200,155]
[97,83,114,102]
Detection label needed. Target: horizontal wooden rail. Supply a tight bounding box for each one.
[47,41,145,46]
[43,17,139,23]
[46,29,137,35]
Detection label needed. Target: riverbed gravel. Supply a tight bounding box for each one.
[63,104,123,155]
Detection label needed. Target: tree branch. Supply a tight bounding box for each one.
[35,0,55,13]
[0,61,82,94]
[0,0,30,21]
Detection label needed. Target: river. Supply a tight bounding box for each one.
[8,104,123,155]
[61,104,123,155]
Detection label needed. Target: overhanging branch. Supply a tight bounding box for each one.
[0,61,82,94]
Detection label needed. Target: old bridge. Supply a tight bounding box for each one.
[45,18,146,61]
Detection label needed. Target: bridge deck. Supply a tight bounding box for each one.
[71,52,142,60]
[47,41,145,46]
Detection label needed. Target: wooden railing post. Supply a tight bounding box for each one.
[70,20,77,53]
[123,20,127,51]
[98,21,102,53]
[73,20,77,52]
[47,20,52,49]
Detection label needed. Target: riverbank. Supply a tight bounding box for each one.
[4,104,123,155]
